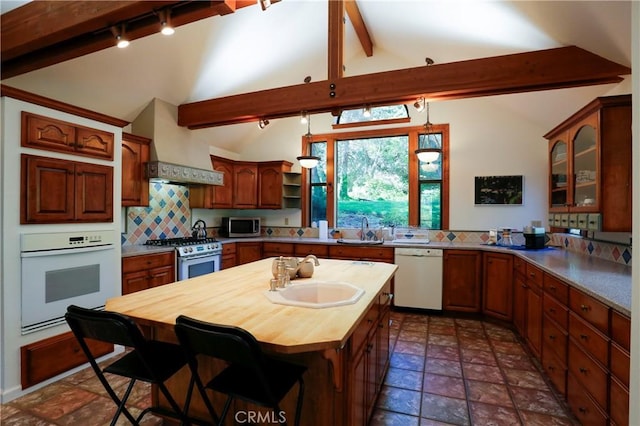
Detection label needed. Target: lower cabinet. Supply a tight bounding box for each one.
[221,242,236,269]
[442,250,482,312]
[482,252,513,321]
[262,242,294,258]
[236,242,262,265]
[122,252,175,294]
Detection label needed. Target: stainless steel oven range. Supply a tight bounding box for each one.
[144,237,222,280]
[20,230,117,334]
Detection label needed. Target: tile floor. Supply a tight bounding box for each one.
[1,311,578,425]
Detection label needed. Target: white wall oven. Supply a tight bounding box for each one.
[20,231,116,334]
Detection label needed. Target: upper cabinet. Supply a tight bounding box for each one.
[546,95,631,232]
[22,112,114,160]
[121,133,150,207]
[258,161,296,209]
[233,161,258,209]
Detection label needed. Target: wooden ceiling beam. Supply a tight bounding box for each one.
[345,0,373,57]
[178,46,630,128]
[0,0,251,80]
[328,0,344,82]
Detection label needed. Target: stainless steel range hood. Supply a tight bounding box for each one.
[132,98,223,186]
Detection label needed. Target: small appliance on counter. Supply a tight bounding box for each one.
[522,226,546,249]
[219,217,261,237]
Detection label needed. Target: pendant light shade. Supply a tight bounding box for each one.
[415,148,440,163]
[297,155,320,169]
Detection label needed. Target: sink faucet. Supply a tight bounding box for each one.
[360,216,369,241]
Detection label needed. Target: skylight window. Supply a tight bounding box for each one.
[335,104,409,125]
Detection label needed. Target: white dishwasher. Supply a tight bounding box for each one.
[394,247,443,310]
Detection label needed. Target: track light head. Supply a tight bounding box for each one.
[258,119,269,129]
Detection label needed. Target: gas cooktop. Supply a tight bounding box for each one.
[144,237,218,246]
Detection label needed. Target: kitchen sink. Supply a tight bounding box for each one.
[264,281,365,308]
[336,238,384,246]
[391,238,430,245]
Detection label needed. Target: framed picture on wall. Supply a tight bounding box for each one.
[474,175,523,205]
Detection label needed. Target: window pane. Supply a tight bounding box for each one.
[310,185,327,224]
[337,105,409,124]
[310,142,326,184]
[420,182,441,229]
[419,133,442,149]
[335,136,409,228]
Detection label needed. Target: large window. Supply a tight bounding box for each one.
[302,125,449,230]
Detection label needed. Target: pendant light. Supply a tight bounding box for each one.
[415,101,440,163]
[297,113,319,169]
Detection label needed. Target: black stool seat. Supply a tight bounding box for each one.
[175,315,307,426]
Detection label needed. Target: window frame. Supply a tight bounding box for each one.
[301,124,449,229]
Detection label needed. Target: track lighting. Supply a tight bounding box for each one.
[258,118,269,129]
[413,97,425,112]
[362,105,371,118]
[259,0,272,11]
[159,10,175,36]
[300,111,308,124]
[111,25,129,48]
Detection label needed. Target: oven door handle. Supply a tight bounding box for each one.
[20,244,115,258]
[180,253,221,261]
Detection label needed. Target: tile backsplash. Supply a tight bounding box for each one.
[122,182,191,245]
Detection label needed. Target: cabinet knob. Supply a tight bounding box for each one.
[579,367,588,374]
[549,285,556,291]
[548,365,555,372]
[549,334,556,340]
[579,334,588,340]
[549,308,556,314]
[578,407,587,414]
[580,304,590,312]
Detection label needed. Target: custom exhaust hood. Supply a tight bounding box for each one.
[132,98,223,186]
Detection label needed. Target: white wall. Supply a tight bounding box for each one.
[0,97,123,402]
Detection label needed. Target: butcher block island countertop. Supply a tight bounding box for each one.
[106,257,398,426]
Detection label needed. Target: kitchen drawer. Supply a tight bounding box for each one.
[568,214,578,228]
[222,242,236,254]
[567,340,607,409]
[577,214,589,229]
[262,242,294,256]
[351,305,378,354]
[541,346,566,397]
[513,256,526,276]
[294,243,329,257]
[587,213,601,231]
[543,274,568,305]
[329,245,394,262]
[21,331,113,389]
[543,292,568,330]
[569,288,609,334]
[379,280,392,306]
[525,263,543,289]
[568,312,609,367]
[610,310,630,351]
[609,375,629,426]
[610,341,630,388]
[542,315,567,362]
[122,251,174,273]
[567,372,608,426]
[559,214,569,228]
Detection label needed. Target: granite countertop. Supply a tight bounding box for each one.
[122,237,632,316]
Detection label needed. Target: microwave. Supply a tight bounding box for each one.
[219,217,261,237]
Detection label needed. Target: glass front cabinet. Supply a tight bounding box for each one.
[545,95,631,232]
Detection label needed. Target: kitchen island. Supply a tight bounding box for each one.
[106,257,397,425]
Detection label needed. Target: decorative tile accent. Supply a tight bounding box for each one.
[550,232,632,265]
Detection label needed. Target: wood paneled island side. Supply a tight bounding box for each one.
[105,258,397,425]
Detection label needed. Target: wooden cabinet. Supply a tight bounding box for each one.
[21,331,113,389]
[294,243,328,257]
[258,161,296,209]
[236,242,262,265]
[328,245,394,263]
[233,162,258,209]
[442,250,482,312]
[22,111,114,160]
[21,153,113,223]
[121,132,150,207]
[512,257,527,336]
[609,311,630,426]
[546,95,631,231]
[524,264,543,358]
[221,242,236,269]
[122,252,175,294]
[262,242,294,258]
[190,156,234,209]
[348,280,391,425]
[482,252,512,321]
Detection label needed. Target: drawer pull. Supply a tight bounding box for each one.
[547,365,555,372]
[578,407,587,414]
[549,285,556,291]
[529,272,536,277]
[579,334,588,340]
[580,304,590,312]
[549,308,556,314]
[579,367,588,374]
[521,284,527,289]
[549,334,556,340]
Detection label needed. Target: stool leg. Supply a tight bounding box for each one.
[294,378,305,426]
[218,395,233,426]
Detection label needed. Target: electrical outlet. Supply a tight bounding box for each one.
[284,217,289,225]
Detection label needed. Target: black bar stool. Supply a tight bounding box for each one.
[65,305,194,426]
[174,315,307,426]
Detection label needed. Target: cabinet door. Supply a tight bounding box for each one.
[22,112,76,153]
[148,265,175,288]
[442,250,481,312]
[122,270,150,295]
[513,272,527,336]
[75,126,114,160]
[236,242,262,265]
[212,157,234,208]
[570,117,598,212]
[482,252,513,321]
[21,154,75,223]
[74,162,113,222]
[549,137,570,212]
[349,346,367,426]
[121,135,150,206]
[233,163,258,208]
[525,286,542,358]
[258,164,283,208]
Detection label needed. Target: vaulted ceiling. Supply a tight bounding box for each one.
[1,1,632,151]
